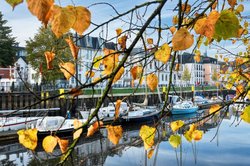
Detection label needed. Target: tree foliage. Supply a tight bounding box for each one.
[0,12,17,67]
[182,66,191,83]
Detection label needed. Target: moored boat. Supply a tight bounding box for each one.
[171,101,198,115]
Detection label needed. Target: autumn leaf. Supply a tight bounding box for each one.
[139,125,156,150]
[227,0,237,8]
[42,135,58,153]
[71,6,91,35]
[209,104,221,114]
[212,0,217,9]
[5,0,23,10]
[44,51,55,70]
[59,62,76,80]
[118,35,127,50]
[214,10,239,40]
[87,121,103,137]
[57,137,69,154]
[73,119,83,140]
[181,3,191,14]
[236,84,244,96]
[241,105,250,123]
[169,135,181,148]
[17,128,38,151]
[169,26,176,34]
[172,27,194,51]
[115,100,122,120]
[106,125,123,145]
[69,88,82,98]
[27,0,54,27]
[170,120,184,132]
[172,15,178,25]
[236,4,244,13]
[113,67,125,83]
[147,148,154,159]
[146,73,158,92]
[184,124,196,142]
[175,63,180,71]
[93,55,102,69]
[65,37,79,59]
[102,48,119,75]
[116,28,122,36]
[85,70,95,78]
[147,38,153,45]
[154,43,171,64]
[194,50,201,62]
[192,130,203,141]
[130,66,143,80]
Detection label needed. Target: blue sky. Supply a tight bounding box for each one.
[0,0,249,59]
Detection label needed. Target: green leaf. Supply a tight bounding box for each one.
[214,10,239,40]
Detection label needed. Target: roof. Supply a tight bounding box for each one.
[179,52,218,64]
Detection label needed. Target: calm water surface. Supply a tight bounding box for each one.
[0,107,250,166]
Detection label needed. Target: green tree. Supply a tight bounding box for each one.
[26,26,72,84]
[0,12,17,67]
[182,66,191,84]
[211,68,218,82]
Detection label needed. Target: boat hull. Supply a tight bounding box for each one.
[171,107,198,115]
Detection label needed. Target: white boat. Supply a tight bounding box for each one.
[0,117,41,132]
[36,116,87,133]
[193,96,209,105]
[171,101,198,115]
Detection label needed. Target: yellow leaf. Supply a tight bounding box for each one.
[181,3,191,14]
[209,104,221,114]
[71,6,91,35]
[146,73,158,92]
[169,135,181,148]
[194,50,201,62]
[118,35,127,50]
[184,130,193,142]
[154,43,171,64]
[5,0,23,10]
[59,62,76,80]
[57,137,69,154]
[147,38,154,45]
[192,130,203,141]
[73,119,83,140]
[87,121,103,137]
[139,125,156,150]
[236,4,244,13]
[169,26,176,34]
[102,48,119,75]
[113,67,124,83]
[93,55,102,69]
[130,66,143,80]
[147,148,154,159]
[172,15,178,25]
[85,70,95,78]
[44,51,55,70]
[172,27,194,51]
[17,128,38,151]
[115,100,122,120]
[116,28,122,36]
[92,77,101,83]
[170,120,184,132]
[236,84,244,96]
[65,37,79,59]
[49,5,75,38]
[27,0,53,27]
[106,125,123,145]
[241,105,250,123]
[42,135,58,153]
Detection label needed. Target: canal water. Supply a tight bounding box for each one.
[0,106,249,166]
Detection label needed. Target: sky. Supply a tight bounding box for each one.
[0,0,249,59]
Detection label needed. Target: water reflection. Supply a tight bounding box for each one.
[1,106,249,166]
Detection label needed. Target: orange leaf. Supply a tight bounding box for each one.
[146,73,158,92]
[113,67,124,83]
[71,6,91,35]
[49,5,75,38]
[102,48,119,75]
[209,104,221,114]
[106,125,123,145]
[27,0,53,27]
[172,15,178,25]
[116,28,122,36]
[69,88,82,98]
[44,51,55,69]
[65,37,79,59]
[57,137,69,154]
[175,63,180,71]
[5,0,23,10]
[59,62,76,80]
[130,66,143,80]
[192,130,203,141]
[85,70,95,78]
[115,100,122,120]
[194,50,201,62]
[236,84,244,96]
[212,1,217,10]
[172,27,194,51]
[147,148,155,159]
[147,38,154,45]
[42,135,58,153]
[87,121,103,137]
[17,128,38,151]
[73,119,83,140]
[118,35,127,50]
[181,3,191,14]
[169,26,176,34]
[227,0,237,8]
[154,43,171,64]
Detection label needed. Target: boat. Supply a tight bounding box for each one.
[171,100,199,115]
[193,96,209,105]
